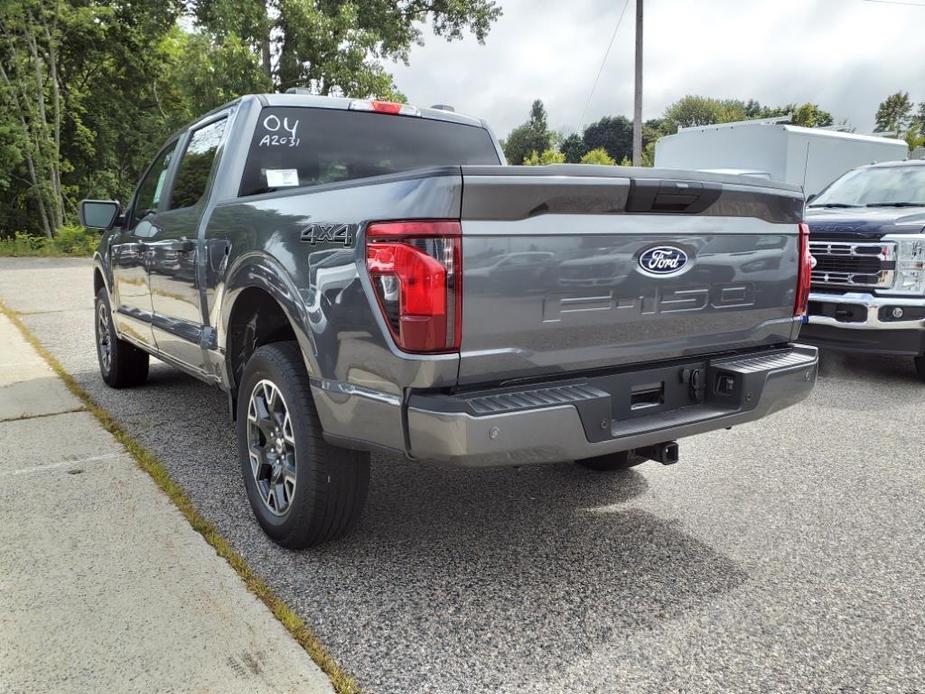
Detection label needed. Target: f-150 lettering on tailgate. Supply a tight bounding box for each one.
[542,284,756,322]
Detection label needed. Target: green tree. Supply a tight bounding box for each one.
[0,0,188,237]
[911,102,925,132]
[0,0,70,237]
[163,29,272,121]
[191,0,501,95]
[641,118,667,166]
[579,147,615,166]
[662,96,748,133]
[874,91,913,137]
[523,148,565,166]
[904,124,925,152]
[789,103,833,128]
[581,115,632,163]
[0,0,502,238]
[503,99,552,164]
[559,133,587,163]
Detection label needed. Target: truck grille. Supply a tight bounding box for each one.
[809,241,896,289]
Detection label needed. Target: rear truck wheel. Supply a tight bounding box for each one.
[95,287,149,388]
[236,341,370,548]
[576,451,642,472]
[915,356,925,382]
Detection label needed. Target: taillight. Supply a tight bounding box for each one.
[795,222,812,317]
[366,221,461,353]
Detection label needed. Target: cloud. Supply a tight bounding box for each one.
[387,0,924,137]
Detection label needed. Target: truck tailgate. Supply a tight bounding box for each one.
[458,166,805,385]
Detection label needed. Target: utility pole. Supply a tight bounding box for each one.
[632,0,643,166]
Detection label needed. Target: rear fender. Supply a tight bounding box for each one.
[219,252,318,384]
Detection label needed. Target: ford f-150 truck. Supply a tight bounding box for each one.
[802,160,925,379]
[81,93,818,548]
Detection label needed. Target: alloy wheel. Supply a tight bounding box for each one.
[246,379,297,516]
[96,301,112,373]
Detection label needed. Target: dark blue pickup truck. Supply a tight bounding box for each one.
[802,160,925,379]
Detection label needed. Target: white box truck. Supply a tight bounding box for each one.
[654,117,909,196]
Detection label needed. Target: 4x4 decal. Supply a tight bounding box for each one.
[299,223,355,247]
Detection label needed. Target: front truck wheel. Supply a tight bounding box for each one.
[576,451,642,471]
[236,342,370,548]
[95,288,149,388]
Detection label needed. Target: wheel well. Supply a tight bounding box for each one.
[93,268,105,295]
[226,287,298,418]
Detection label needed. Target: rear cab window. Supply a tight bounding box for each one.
[239,107,501,197]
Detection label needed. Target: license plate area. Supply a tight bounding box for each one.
[602,359,708,422]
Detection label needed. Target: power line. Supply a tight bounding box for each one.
[577,0,632,132]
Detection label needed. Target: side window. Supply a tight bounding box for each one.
[131,141,178,227]
[169,118,227,210]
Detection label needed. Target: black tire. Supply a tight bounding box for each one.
[95,288,149,388]
[576,451,642,472]
[915,356,925,382]
[236,341,370,548]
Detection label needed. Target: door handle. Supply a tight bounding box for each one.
[165,239,196,252]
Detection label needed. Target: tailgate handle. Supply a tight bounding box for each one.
[626,179,722,214]
[630,382,664,411]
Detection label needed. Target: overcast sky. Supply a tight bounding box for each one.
[388,0,923,138]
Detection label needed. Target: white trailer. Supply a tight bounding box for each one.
[654,117,909,196]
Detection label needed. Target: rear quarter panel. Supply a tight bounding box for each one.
[205,169,464,394]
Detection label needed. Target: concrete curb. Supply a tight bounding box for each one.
[0,300,361,694]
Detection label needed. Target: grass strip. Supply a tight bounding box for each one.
[0,299,361,694]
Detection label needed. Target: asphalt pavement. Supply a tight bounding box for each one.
[1,257,923,693]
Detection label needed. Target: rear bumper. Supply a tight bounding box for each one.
[406,344,818,467]
[803,291,925,356]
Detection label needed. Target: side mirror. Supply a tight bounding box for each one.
[80,199,121,230]
[805,193,817,204]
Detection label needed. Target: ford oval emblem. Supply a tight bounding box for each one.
[638,246,689,276]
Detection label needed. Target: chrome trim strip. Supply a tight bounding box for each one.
[809,240,896,290]
[809,241,898,289]
[806,291,925,330]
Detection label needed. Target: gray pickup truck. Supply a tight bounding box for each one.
[81,93,818,547]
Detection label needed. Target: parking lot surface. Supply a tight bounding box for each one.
[1,257,923,693]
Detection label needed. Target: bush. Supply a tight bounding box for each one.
[0,225,100,257]
[523,148,566,166]
[579,147,616,166]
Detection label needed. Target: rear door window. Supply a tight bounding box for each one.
[239,107,500,197]
[170,118,228,210]
[169,117,227,210]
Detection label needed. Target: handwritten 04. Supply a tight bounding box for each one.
[259,114,301,148]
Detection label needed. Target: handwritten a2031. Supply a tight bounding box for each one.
[258,115,300,148]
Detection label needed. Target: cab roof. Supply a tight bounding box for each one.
[863,158,922,169]
[253,93,486,129]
